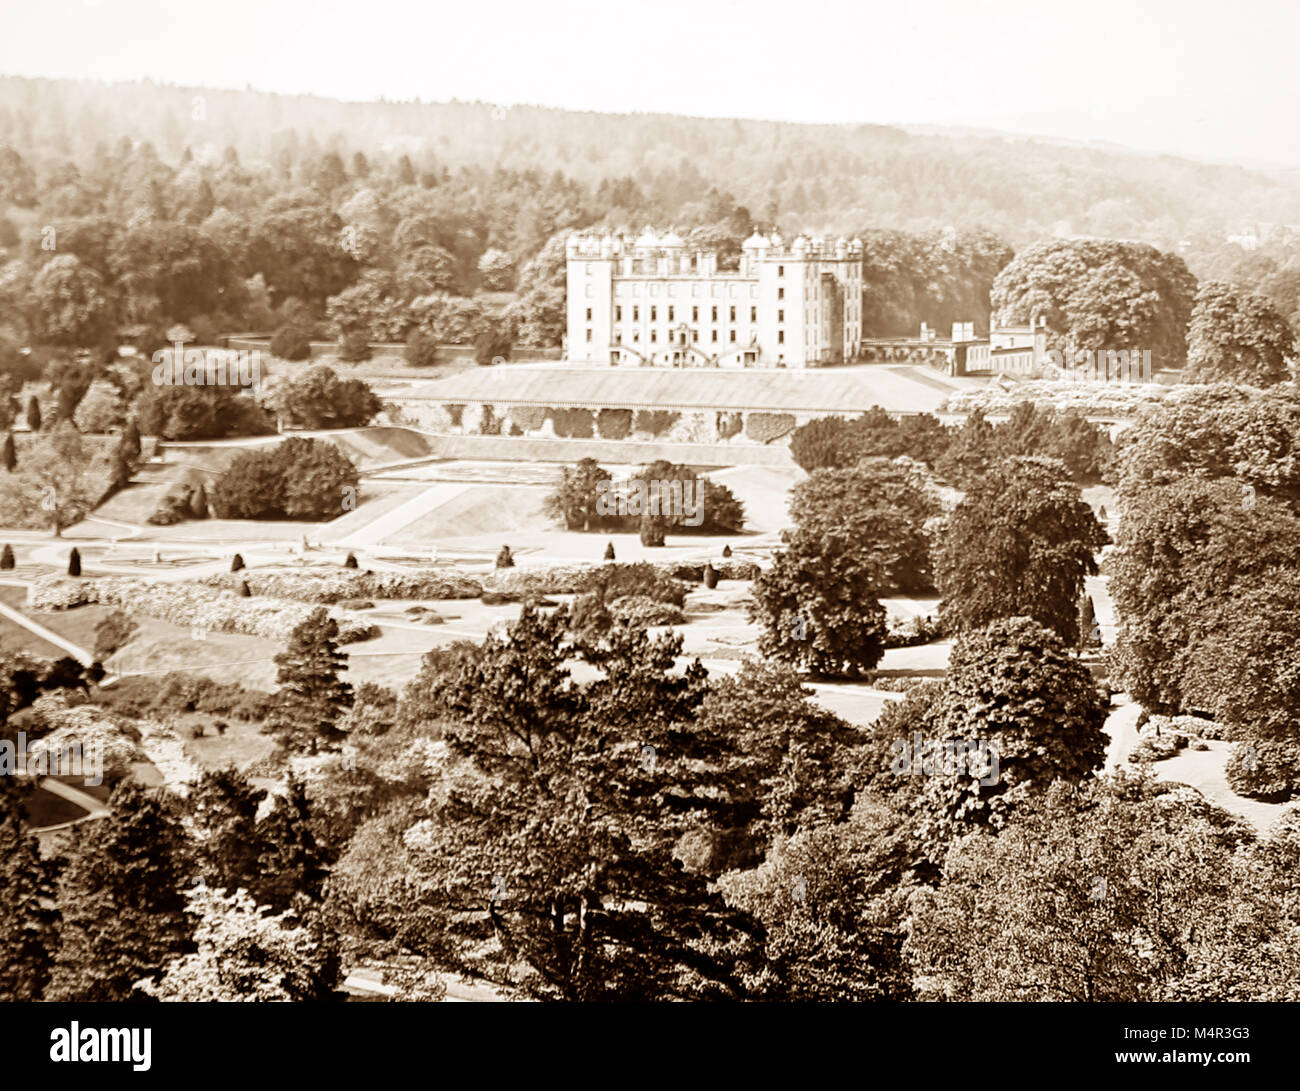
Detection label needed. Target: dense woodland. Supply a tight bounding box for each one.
[2,75,1300,366]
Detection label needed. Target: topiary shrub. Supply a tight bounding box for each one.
[640,519,665,547]
[230,553,245,572]
[0,544,13,570]
[597,408,634,440]
[635,409,679,437]
[237,580,251,597]
[745,412,797,443]
[344,552,358,569]
[495,545,515,569]
[67,548,81,576]
[722,544,732,558]
[603,541,615,561]
[508,405,548,434]
[551,407,595,439]
[703,563,718,589]
[404,327,440,369]
[338,329,373,363]
[270,324,313,361]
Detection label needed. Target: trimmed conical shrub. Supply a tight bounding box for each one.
[0,544,14,570]
[344,552,359,569]
[237,580,251,598]
[230,553,245,572]
[703,563,718,589]
[495,545,514,569]
[2,432,15,472]
[603,541,616,561]
[67,548,81,577]
[721,544,732,558]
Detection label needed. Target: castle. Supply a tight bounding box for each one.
[566,230,865,368]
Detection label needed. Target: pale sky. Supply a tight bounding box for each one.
[1,0,1298,167]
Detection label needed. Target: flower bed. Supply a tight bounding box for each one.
[609,596,686,627]
[483,560,757,598]
[28,576,379,644]
[203,568,483,603]
[135,718,202,794]
[26,694,140,783]
[943,381,1170,417]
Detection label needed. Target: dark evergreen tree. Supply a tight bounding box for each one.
[264,607,353,753]
[251,777,329,913]
[46,782,194,1001]
[0,779,60,1001]
[188,768,267,894]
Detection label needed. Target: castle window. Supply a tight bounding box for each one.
[651,306,657,321]
[778,310,784,322]
[692,330,698,342]
[711,306,718,322]
[692,306,699,322]
[729,330,736,343]
[750,307,757,322]
[778,331,785,344]
[711,330,718,343]
[586,308,592,321]
[729,306,736,322]
[668,306,674,322]
[616,306,622,321]
[778,265,784,277]
[585,285,593,297]
[778,287,784,300]
[585,329,592,342]
[633,306,639,321]
[651,330,657,343]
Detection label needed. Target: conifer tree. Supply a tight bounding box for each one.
[0,779,60,1001]
[265,607,353,753]
[46,782,194,1001]
[251,777,329,913]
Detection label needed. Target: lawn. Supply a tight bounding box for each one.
[0,588,66,658]
[24,785,89,827]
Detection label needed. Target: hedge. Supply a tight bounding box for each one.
[28,576,379,644]
[203,569,484,602]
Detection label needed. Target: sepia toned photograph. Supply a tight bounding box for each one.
[0,0,1296,1066]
